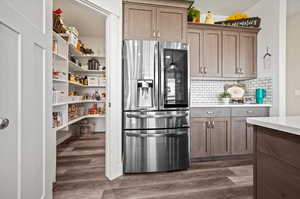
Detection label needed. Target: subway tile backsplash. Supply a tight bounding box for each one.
[191,77,273,106]
[191,80,238,105]
[242,77,273,104]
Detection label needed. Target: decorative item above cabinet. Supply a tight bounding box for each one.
[188,23,260,80]
[123,0,191,42]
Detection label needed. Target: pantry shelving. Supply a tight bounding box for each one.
[52,30,107,145]
[69,61,105,74]
[53,79,68,83]
[53,100,105,107]
[68,81,105,88]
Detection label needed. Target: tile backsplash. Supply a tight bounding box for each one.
[242,77,272,104]
[191,80,237,105]
[191,77,273,105]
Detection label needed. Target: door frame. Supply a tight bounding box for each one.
[54,0,123,180]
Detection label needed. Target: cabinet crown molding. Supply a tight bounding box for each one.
[123,0,193,9]
[188,23,261,33]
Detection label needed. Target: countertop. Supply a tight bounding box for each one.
[247,116,300,136]
[191,104,272,108]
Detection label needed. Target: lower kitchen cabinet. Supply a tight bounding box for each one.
[191,107,270,160]
[191,118,210,158]
[231,117,253,155]
[210,117,231,156]
[191,117,230,158]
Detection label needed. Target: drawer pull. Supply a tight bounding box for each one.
[247,110,254,113]
[206,111,214,114]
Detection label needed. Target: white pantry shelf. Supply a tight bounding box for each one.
[53,52,68,61]
[69,81,105,88]
[54,123,68,131]
[53,79,68,83]
[53,100,105,107]
[69,61,105,74]
[74,54,106,59]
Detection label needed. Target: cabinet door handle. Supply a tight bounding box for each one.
[204,67,207,74]
[153,31,156,38]
[206,121,211,128]
[211,121,215,128]
[206,111,214,115]
[240,68,244,74]
[157,31,160,38]
[200,66,203,74]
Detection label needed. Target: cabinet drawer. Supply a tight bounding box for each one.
[191,108,231,118]
[231,107,269,117]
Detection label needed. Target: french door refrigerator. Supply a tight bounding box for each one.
[123,40,190,173]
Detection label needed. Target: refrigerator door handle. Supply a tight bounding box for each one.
[126,131,188,138]
[127,113,188,119]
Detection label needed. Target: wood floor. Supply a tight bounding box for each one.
[54,133,254,199]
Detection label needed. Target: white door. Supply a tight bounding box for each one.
[0,1,53,199]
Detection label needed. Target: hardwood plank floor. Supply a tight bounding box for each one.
[54,133,253,199]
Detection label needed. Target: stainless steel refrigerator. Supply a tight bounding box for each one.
[123,40,190,173]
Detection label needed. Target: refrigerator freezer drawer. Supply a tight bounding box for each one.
[124,110,189,129]
[124,129,190,173]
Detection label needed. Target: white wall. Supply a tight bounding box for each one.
[87,0,121,16]
[286,13,300,115]
[85,0,123,179]
[245,0,287,116]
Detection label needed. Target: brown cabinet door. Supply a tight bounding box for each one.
[210,117,230,156]
[191,118,211,158]
[187,30,203,78]
[203,30,222,77]
[123,3,157,40]
[222,31,240,78]
[231,117,253,155]
[156,7,187,42]
[239,32,257,78]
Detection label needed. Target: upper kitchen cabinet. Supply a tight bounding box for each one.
[188,29,222,78]
[156,7,187,42]
[123,3,157,40]
[123,1,190,42]
[222,31,240,78]
[203,30,222,78]
[239,32,257,78]
[188,23,260,80]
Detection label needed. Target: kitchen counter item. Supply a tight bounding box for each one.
[224,84,246,100]
[256,88,266,104]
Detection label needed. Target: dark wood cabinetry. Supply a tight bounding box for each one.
[191,107,269,160]
[123,2,187,42]
[231,117,253,155]
[254,126,300,199]
[191,117,230,158]
[123,3,157,40]
[188,24,260,80]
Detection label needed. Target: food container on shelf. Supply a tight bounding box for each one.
[87,77,99,86]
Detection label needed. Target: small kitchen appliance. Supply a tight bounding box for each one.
[256,88,266,104]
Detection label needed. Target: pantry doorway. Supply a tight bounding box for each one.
[51,0,122,186]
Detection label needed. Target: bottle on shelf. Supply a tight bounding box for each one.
[205,11,215,24]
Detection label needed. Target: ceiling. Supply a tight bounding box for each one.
[53,0,106,37]
[192,0,261,16]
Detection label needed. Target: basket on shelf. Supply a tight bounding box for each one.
[215,17,261,28]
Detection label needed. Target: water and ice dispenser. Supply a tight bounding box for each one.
[137,80,153,108]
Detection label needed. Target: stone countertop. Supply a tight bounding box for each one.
[191,104,272,108]
[247,116,300,136]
